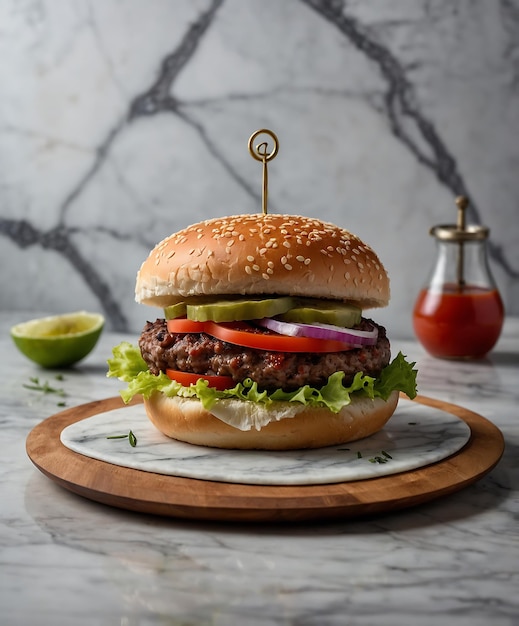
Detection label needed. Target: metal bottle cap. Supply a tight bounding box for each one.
[430,196,489,241]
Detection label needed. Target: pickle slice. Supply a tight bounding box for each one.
[187,296,296,322]
[280,299,362,328]
[164,302,188,320]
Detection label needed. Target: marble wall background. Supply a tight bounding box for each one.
[1,0,518,339]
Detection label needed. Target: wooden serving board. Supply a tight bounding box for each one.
[26,394,504,522]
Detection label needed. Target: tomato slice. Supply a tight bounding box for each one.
[166,318,210,334]
[165,368,235,391]
[166,318,353,353]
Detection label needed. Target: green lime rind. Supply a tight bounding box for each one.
[10,311,104,368]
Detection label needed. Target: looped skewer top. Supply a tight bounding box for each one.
[248,129,279,215]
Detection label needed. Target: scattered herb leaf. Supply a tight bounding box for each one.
[408,422,417,425]
[368,451,394,464]
[107,431,137,447]
[357,451,362,459]
[369,455,389,464]
[23,377,66,397]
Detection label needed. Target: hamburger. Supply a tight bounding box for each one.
[108,213,417,450]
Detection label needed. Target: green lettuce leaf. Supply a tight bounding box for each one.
[107,342,417,414]
[374,350,418,400]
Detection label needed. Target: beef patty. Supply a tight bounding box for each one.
[139,318,391,392]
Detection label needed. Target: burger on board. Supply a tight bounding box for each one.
[108,212,417,450]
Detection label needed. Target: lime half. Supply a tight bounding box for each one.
[11,311,105,368]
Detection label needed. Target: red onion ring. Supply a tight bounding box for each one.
[256,317,378,347]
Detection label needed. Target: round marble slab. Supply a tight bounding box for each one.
[60,399,470,486]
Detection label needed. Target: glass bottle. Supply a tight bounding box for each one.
[412,196,504,359]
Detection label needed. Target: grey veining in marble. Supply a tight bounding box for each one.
[60,399,471,485]
[1,1,518,339]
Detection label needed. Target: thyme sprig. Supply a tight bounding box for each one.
[107,430,137,447]
[23,376,67,405]
[23,376,66,396]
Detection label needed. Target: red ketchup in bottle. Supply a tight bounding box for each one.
[413,285,504,359]
[412,197,504,360]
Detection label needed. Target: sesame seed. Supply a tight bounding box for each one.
[247,255,255,262]
[245,266,252,275]
[262,273,270,280]
[284,263,293,270]
[281,256,288,264]
[304,258,311,265]
[252,264,260,271]
[296,255,305,262]
[283,241,291,248]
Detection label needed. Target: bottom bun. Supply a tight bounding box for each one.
[143,390,400,450]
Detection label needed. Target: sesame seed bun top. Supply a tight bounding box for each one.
[135,213,390,309]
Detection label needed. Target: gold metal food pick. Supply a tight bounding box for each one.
[248,129,279,215]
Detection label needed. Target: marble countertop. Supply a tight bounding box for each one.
[1,311,518,625]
